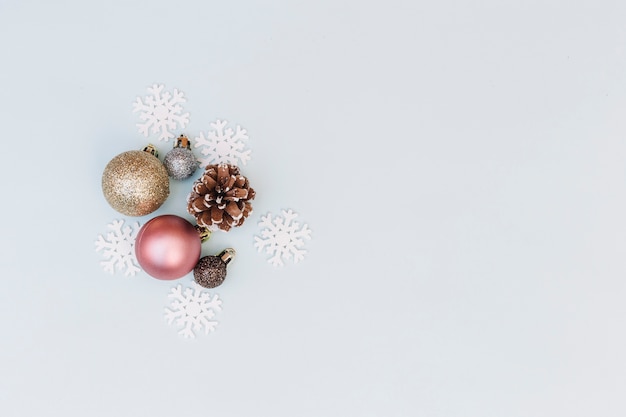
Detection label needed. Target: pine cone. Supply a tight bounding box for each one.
[187,164,256,232]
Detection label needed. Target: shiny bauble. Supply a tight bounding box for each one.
[101,148,169,216]
[135,215,201,280]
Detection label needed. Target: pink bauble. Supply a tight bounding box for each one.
[135,215,201,280]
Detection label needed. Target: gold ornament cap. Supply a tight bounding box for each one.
[142,144,159,157]
[174,134,191,150]
[194,225,212,243]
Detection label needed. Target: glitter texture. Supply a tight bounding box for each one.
[102,150,170,216]
[193,256,227,288]
[163,147,198,180]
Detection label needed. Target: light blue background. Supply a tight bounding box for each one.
[1,1,626,416]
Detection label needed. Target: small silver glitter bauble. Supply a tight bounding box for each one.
[163,135,199,180]
[101,146,170,216]
[193,248,235,288]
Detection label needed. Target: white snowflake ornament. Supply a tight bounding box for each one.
[164,284,222,338]
[194,119,251,166]
[133,84,190,141]
[95,219,141,277]
[254,209,312,267]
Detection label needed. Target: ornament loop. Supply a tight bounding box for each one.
[175,134,192,150]
[195,225,212,243]
[219,248,236,265]
[142,143,159,158]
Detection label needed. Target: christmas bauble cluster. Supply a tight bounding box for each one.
[101,135,255,288]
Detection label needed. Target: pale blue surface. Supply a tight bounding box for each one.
[1,1,626,416]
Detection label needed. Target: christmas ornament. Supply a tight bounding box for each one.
[193,249,236,288]
[163,134,199,180]
[135,214,209,280]
[187,163,256,232]
[101,145,169,217]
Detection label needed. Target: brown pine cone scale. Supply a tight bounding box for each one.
[187,163,255,232]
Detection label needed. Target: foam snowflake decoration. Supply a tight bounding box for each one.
[95,219,141,277]
[194,119,251,166]
[254,209,312,267]
[164,284,222,338]
[133,84,190,141]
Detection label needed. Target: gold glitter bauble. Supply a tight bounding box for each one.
[101,150,170,216]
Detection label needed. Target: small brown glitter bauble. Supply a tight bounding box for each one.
[102,149,170,216]
[193,249,235,288]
